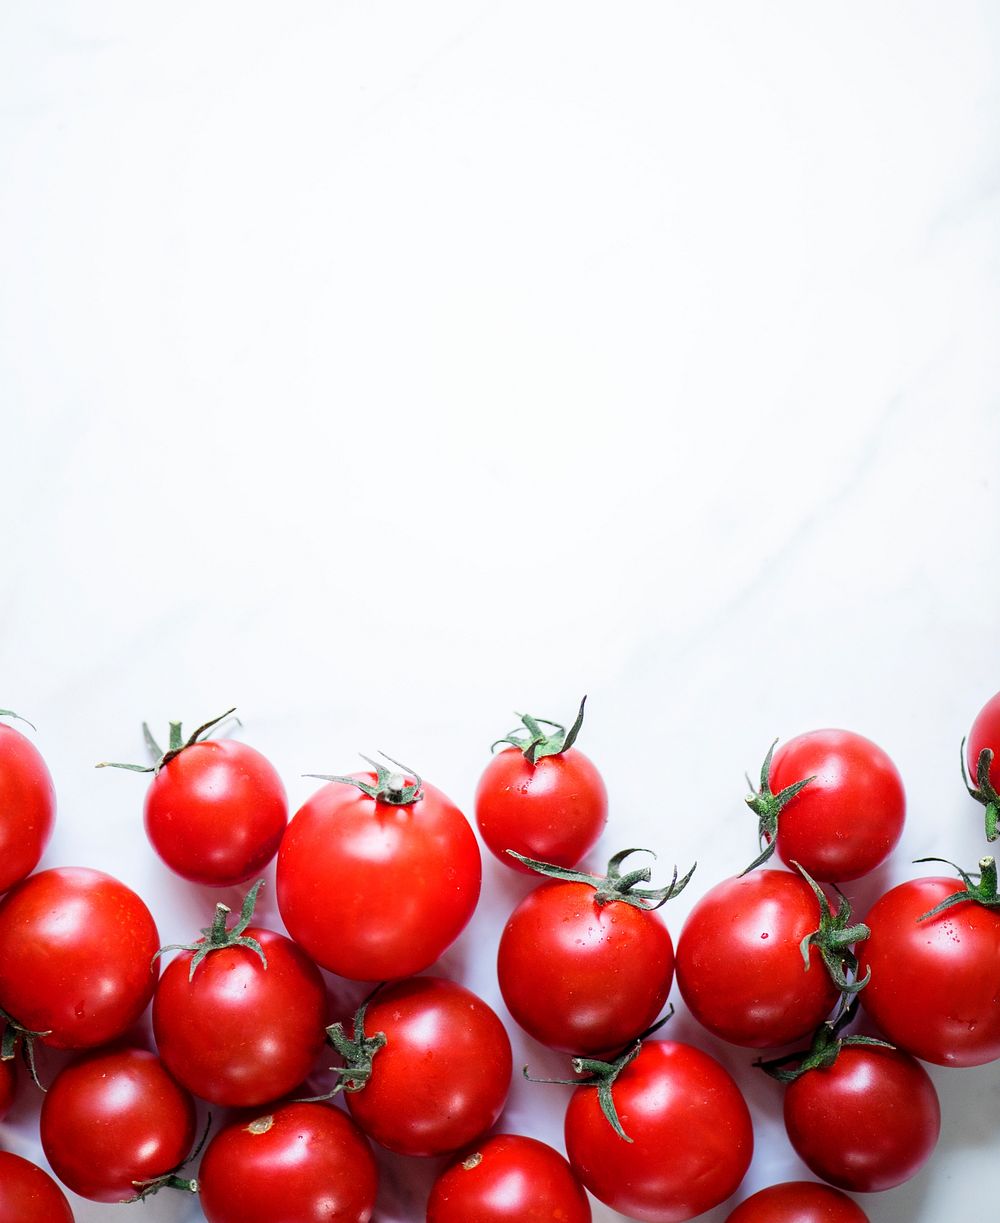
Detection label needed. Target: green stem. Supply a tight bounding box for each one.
[507,847,695,910]
[491,697,588,763]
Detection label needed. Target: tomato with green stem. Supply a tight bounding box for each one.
[965,690,1000,840]
[0,1152,75,1223]
[0,710,56,895]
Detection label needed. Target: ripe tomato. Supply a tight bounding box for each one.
[427,1134,592,1223]
[0,715,56,894]
[40,1046,196,1203]
[277,761,481,980]
[725,1182,869,1222]
[967,690,1000,839]
[0,1152,74,1222]
[198,1102,377,1223]
[0,867,159,1049]
[475,699,607,872]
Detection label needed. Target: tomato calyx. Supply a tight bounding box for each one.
[915,855,1000,920]
[306,752,424,806]
[795,863,871,996]
[524,1039,647,1144]
[96,707,240,776]
[153,881,268,981]
[301,997,388,1102]
[960,739,1000,842]
[0,709,36,730]
[0,1007,50,1090]
[491,696,588,764]
[125,1114,212,1202]
[756,997,893,1083]
[741,739,817,874]
[507,846,696,910]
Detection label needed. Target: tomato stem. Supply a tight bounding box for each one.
[0,1006,51,1091]
[300,997,388,1102]
[507,847,696,910]
[794,862,871,997]
[152,880,268,980]
[305,753,424,806]
[96,707,241,775]
[125,1114,212,1201]
[960,738,1000,843]
[523,1040,642,1142]
[915,855,1000,920]
[491,696,588,764]
[756,997,893,1083]
[0,709,37,731]
[741,739,816,875]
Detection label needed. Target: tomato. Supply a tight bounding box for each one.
[0,866,159,1049]
[40,1046,196,1203]
[967,690,1000,838]
[427,1134,592,1223]
[475,699,607,872]
[0,1151,75,1222]
[746,731,905,882]
[0,715,56,894]
[198,1101,378,1223]
[563,1039,753,1222]
[725,1181,869,1222]
[277,761,481,980]
[0,1050,14,1119]
[333,976,512,1157]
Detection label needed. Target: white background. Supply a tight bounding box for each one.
[2,2,999,1220]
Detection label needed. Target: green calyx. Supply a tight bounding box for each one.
[524,1040,643,1143]
[0,709,36,731]
[125,1115,212,1202]
[961,739,1000,843]
[301,999,387,1102]
[757,997,893,1083]
[916,855,1000,920]
[306,752,423,806]
[492,696,588,764]
[153,881,268,981]
[795,862,871,996]
[0,1007,51,1091]
[96,707,241,775]
[507,847,696,910]
[741,739,816,874]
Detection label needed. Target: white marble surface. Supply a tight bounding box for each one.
[2,2,1000,1220]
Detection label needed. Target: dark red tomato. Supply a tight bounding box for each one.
[0,1152,74,1222]
[0,867,159,1049]
[343,977,512,1157]
[858,875,1000,1066]
[153,925,327,1107]
[968,689,1000,792]
[40,1046,196,1203]
[277,773,481,980]
[427,1134,592,1223]
[675,870,839,1048]
[565,1040,753,1222]
[0,719,56,894]
[0,1051,14,1119]
[198,1102,377,1223]
[783,1045,940,1192]
[725,1181,869,1222]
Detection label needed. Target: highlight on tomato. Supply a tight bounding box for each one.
[0,709,56,894]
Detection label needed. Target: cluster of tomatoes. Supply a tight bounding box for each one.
[2,692,1000,1223]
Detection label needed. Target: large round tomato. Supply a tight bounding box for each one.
[0,867,159,1049]
[0,718,56,894]
[968,689,1000,793]
[40,1046,196,1203]
[564,1040,753,1222]
[725,1182,869,1222]
[427,1134,592,1223]
[197,1102,377,1223]
[0,1152,74,1222]
[277,770,481,980]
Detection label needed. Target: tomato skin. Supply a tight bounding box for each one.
[276,775,481,980]
[475,746,607,872]
[783,1045,940,1192]
[0,1152,75,1222]
[152,925,328,1107]
[40,1046,196,1203]
[0,867,159,1049]
[0,722,56,894]
[344,977,512,1157]
[497,879,673,1056]
[198,1102,377,1223]
[427,1134,592,1223]
[968,690,1000,793]
[564,1040,753,1223]
[857,876,1000,1066]
[767,731,905,882]
[725,1181,869,1222]
[675,870,839,1048]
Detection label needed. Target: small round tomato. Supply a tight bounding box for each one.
[0,867,159,1049]
[0,1152,74,1222]
[0,1051,15,1119]
[427,1134,592,1223]
[0,715,56,894]
[198,1102,377,1223]
[725,1181,869,1222]
[40,1046,196,1203]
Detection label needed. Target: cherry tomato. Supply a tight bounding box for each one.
[198,1101,377,1223]
[0,1151,75,1222]
[0,1051,14,1119]
[725,1181,869,1222]
[0,867,159,1049]
[968,689,1000,793]
[0,716,56,894]
[427,1134,592,1223]
[40,1046,196,1203]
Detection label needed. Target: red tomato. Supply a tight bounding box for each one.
[40,1046,196,1203]
[427,1134,592,1223]
[0,717,56,894]
[0,1051,14,1119]
[725,1181,869,1222]
[0,867,159,1049]
[564,1040,753,1222]
[783,1044,940,1192]
[0,1151,75,1222]
[277,767,481,980]
[198,1102,377,1223]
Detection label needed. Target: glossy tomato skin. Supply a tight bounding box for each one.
[427,1134,592,1223]
[857,876,1000,1066]
[768,731,905,882]
[968,689,1000,793]
[198,1102,377,1223]
[40,1046,196,1203]
[153,925,327,1107]
[498,879,673,1056]
[0,867,159,1049]
[0,1152,75,1222]
[475,746,607,872]
[565,1040,752,1223]
[0,721,56,894]
[783,1045,940,1192]
[345,977,512,1157]
[277,775,481,980]
[725,1181,869,1222]
[675,870,839,1048]
[144,739,287,886]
